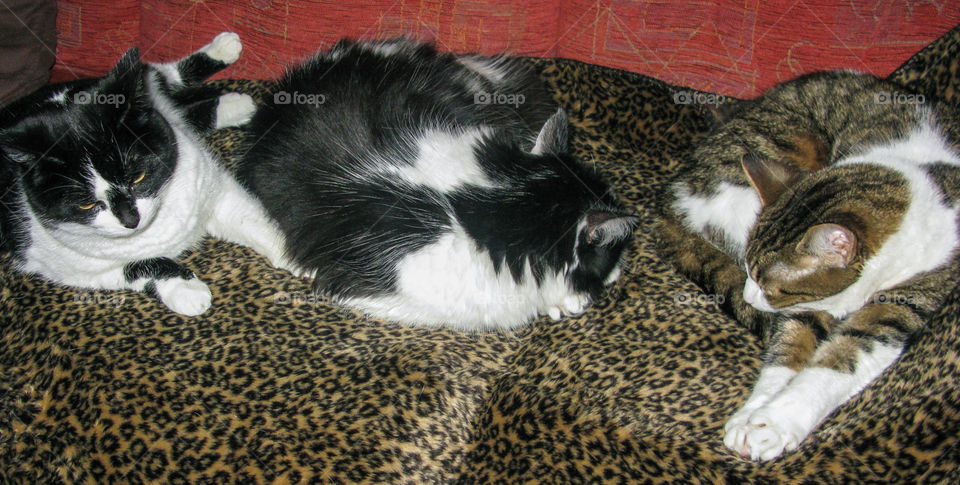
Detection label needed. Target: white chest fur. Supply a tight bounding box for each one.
[672,180,762,259]
[20,123,223,287]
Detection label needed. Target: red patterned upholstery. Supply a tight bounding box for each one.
[52,1,960,97]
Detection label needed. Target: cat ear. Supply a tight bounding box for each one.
[532,109,569,155]
[97,47,143,107]
[107,47,143,84]
[1,120,48,165]
[583,211,639,246]
[741,155,804,206]
[797,223,857,268]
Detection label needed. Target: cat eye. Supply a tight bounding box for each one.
[78,202,97,210]
[132,172,146,184]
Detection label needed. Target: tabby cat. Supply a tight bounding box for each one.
[0,33,292,316]
[660,71,960,460]
[237,39,637,331]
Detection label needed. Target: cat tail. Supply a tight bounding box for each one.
[658,207,777,343]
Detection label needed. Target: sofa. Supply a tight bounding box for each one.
[3,2,960,482]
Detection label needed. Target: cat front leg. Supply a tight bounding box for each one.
[724,313,826,456]
[723,365,797,457]
[658,211,776,340]
[724,312,835,459]
[124,258,212,316]
[727,306,909,460]
[734,341,902,461]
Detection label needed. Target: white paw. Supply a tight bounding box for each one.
[723,407,756,457]
[603,265,622,286]
[215,93,256,128]
[562,293,589,315]
[547,306,563,321]
[724,407,803,461]
[204,32,242,64]
[545,293,591,321]
[156,277,212,316]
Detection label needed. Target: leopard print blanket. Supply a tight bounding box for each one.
[2,25,959,483]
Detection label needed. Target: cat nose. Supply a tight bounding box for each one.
[121,213,140,229]
[112,198,140,229]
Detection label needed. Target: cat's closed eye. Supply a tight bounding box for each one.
[132,172,146,184]
[78,202,98,210]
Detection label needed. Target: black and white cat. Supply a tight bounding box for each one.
[0,32,292,316]
[238,39,637,331]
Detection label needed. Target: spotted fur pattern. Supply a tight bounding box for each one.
[2,27,960,482]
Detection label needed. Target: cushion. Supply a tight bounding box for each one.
[51,1,960,97]
[0,0,56,106]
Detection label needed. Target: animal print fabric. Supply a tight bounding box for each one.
[3,26,960,483]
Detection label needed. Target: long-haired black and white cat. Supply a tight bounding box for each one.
[0,32,292,316]
[238,39,637,331]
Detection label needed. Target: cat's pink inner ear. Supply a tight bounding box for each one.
[799,223,857,268]
[741,155,802,207]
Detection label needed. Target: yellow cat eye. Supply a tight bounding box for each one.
[78,202,97,210]
[132,172,146,184]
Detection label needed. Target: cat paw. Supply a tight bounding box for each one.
[723,409,755,457]
[155,277,212,316]
[203,32,242,64]
[215,93,256,128]
[546,294,590,321]
[723,407,802,461]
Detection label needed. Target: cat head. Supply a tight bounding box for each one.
[1,48,177,238]
[740,155,909,312]
[510,109,638,297]
[569,207,639,297]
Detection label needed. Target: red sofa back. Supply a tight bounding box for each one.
[53,1,960,97]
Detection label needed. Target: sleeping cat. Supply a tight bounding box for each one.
[660,71,960,460]
[237,39,637,331]
[0,32,293,316]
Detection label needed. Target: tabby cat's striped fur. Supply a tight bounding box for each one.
[660,71,960,460]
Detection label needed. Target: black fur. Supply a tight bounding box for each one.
[238,39,637,303]
[124,257,196,283]
[452,135,630,295]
